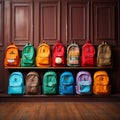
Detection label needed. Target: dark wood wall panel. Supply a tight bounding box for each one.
[118,1,120,46]
[0,2,3,47]
[117,48,120,92]
[67,1,89,45]
[39,1,60,45]
[0,1,4,93]
[111,46,120,93]
[93,1,116,45]
[11,1,33,49]
[0,51,5,93]
[1,0,120,96]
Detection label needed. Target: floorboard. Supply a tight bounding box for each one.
[0,102,120,120]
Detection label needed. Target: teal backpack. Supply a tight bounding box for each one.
[8,72,25,94]
[21,43,36,67]
[43,71,57,94]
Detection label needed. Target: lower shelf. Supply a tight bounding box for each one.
[0,94,120,102]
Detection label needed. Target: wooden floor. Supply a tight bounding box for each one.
[0,102,120,120]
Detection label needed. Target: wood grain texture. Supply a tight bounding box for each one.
[0,102,120,120]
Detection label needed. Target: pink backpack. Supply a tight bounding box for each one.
[81,40,96,67]
[52,40,65,67]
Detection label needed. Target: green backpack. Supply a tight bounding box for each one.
[21,43,36,67]
[43,71,57,94]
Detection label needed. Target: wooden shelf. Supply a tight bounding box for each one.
[3,66,113,102]
[5,66,113,70]
[0,94,120,102]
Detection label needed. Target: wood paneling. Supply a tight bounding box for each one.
[0,51,4,93]
[93,1,117,45]
[118,0,120,45]
[11,1,33,49]
[39,0,60,45]
[0,1,4,93]
[1,0,120,98]
[67,0,89,45]
[0,1,3,47]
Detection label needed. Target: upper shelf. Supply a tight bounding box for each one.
[5,66,113,70]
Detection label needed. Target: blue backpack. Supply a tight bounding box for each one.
[8,72,25,94]
[76,71,92,95]
[59,71,75,95]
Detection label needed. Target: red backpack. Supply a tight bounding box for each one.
[81,40,96,67]
[52,40,65,67]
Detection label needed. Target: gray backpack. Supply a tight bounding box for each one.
[67,42,80,66]
[97,41,112,67]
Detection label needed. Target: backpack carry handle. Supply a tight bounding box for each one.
[42,40,47,43]
[86,40,91,43]
[68,40,76,45]
[27,42,32,45]
[102,41,108,45]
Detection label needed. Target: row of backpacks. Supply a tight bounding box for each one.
[8,70,111,95]
[4,40,112,67]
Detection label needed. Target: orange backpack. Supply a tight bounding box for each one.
[4,43,20,67]
[93,70,111,95]
[36,41,51,67]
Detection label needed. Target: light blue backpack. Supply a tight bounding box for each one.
[76,71,92,95]
[8,72,25,94]
[59,71,75,95]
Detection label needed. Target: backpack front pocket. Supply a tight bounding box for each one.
[93,85,111,95]
[55,56,63,64]
[80,85,91,93]
[26,85,39,94]
[8,86,24,94]
[37,57,50,65]
[23,54,34,64]
[60,83,74,94]
[44,83,57,94]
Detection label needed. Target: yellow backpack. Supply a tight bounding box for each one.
[36,41,51,67]
[4,43,20,67]
[93,70,111,95]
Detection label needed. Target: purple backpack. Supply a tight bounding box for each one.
[76,71,92,95]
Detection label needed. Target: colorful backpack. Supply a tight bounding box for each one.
[52,40,65,67]
[26,71,40,95]
[4,43,20,67]
[67,42,80,66]
[59,71,75,95]
[97,41,112,67]
[8,72,25,94]
[43,71,57,94]
[76,71,92,95]
[21,43,36,67]
[93,70,111,95]
[36,41,51,67]
[81,40,96,67]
